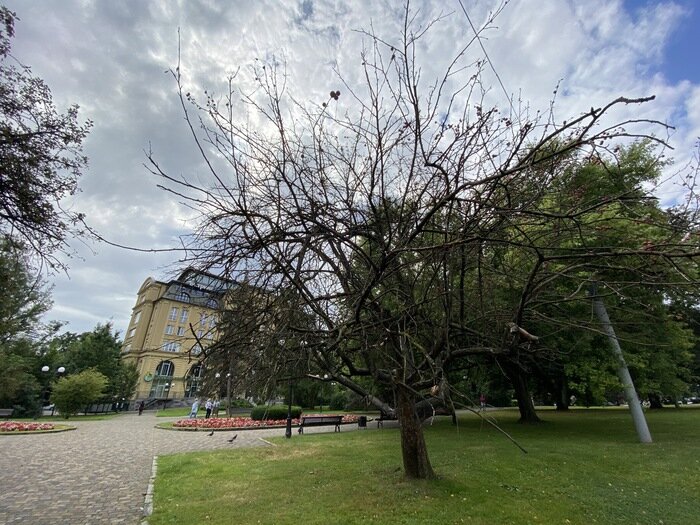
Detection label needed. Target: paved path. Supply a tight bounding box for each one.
[0,413,386,524]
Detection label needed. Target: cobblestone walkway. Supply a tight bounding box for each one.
[0,413,377,524]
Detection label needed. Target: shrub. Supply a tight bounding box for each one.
[230,398,254,408]
[51,369,107,418]
[329,391,347,410]
[250,404,302,420]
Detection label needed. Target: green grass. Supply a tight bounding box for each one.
[149,408,700,525]
[156,407,192,418]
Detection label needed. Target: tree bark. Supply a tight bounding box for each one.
[505,363,541,423]
[396,385,435,479]
[648,393,663,409]
[554,375,569,411]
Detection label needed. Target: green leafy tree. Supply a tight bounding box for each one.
[58,324,137,401]
[0,239,56,414]
[0,338,41,414]
[50,369,107,418]
[0,239,52,343]
[0,7,92,270]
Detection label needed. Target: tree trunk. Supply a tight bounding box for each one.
[396,385,435,479]
[554,375,569,411]
[648,393,663,409]
[505,363,541,423]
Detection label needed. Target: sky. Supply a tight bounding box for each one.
[4,0,700,336]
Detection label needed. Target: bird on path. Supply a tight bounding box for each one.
[208,429,215,436]
[228,434,238,442]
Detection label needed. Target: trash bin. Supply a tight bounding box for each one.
[358,415,367,428]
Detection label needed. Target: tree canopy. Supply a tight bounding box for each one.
[0,6,91,271]
[153,7,700,478]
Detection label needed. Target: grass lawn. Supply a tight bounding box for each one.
[149,408,700,525]
[156,407,193,418]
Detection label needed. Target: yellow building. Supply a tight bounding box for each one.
[121,269,229,403]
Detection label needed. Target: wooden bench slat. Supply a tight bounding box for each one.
[298,415,343,434]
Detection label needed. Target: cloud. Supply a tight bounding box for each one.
[3,0,697,334]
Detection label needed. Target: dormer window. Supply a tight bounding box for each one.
[175,291,190,303]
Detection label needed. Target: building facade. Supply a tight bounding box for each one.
[121,269,229,403]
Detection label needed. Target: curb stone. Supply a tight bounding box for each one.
[141,456,157,524]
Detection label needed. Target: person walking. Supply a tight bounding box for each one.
[189,399,200,419]
[205,399,213,419]
[213,399,220,418]
[138,400,145,416]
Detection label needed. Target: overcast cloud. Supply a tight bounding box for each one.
[4,0,699,336]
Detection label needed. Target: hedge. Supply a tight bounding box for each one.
[250,405,303,420]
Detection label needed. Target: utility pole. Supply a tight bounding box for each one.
[590,283,652,443]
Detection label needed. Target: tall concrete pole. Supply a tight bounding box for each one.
[590,284,652,443]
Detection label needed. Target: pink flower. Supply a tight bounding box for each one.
[171,414,358,430]
[0,421,55,432]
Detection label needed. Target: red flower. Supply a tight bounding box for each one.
[0,421,55,432]
[171,414,359,430]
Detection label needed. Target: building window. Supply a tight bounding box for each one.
[165,325,174,335]
[206,298,218,309]
[206,331,214,340]
[133,311,141,324]
[197,330,203,339]
[177,326,186,336]
[200,313,207,325]
[163,341,181,353]
[123,344,131,353]
[175,291,190,303]
[155,360,174,377]
[184,364,203,397]
[168,307,178,321]
[180,309,189,323]
[149,360,175,398]
[191,343,202,355]
[128,327,136,338]
[209,317,216,328]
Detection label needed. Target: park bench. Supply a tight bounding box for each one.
[0,408,14,418]
[376,412,397,428]
[297,414,343,434]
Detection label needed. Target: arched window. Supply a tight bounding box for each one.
[175,291,191,303]
[206,298,218,309]
[184,364,204,398]
[155,360,174,377]
[149,360,175,398]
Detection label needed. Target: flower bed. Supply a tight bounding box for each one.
[0,421,56,432]
[171,414,359,430]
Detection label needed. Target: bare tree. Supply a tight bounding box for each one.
[150,7,697,478]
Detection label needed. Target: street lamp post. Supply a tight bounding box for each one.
[320,374,329,413]
[226,373,232,418]
[285,377,293,439]
[40,365,66,416]
[215,372,233,417]
[163,382,170,409]
[278,338,295,439]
